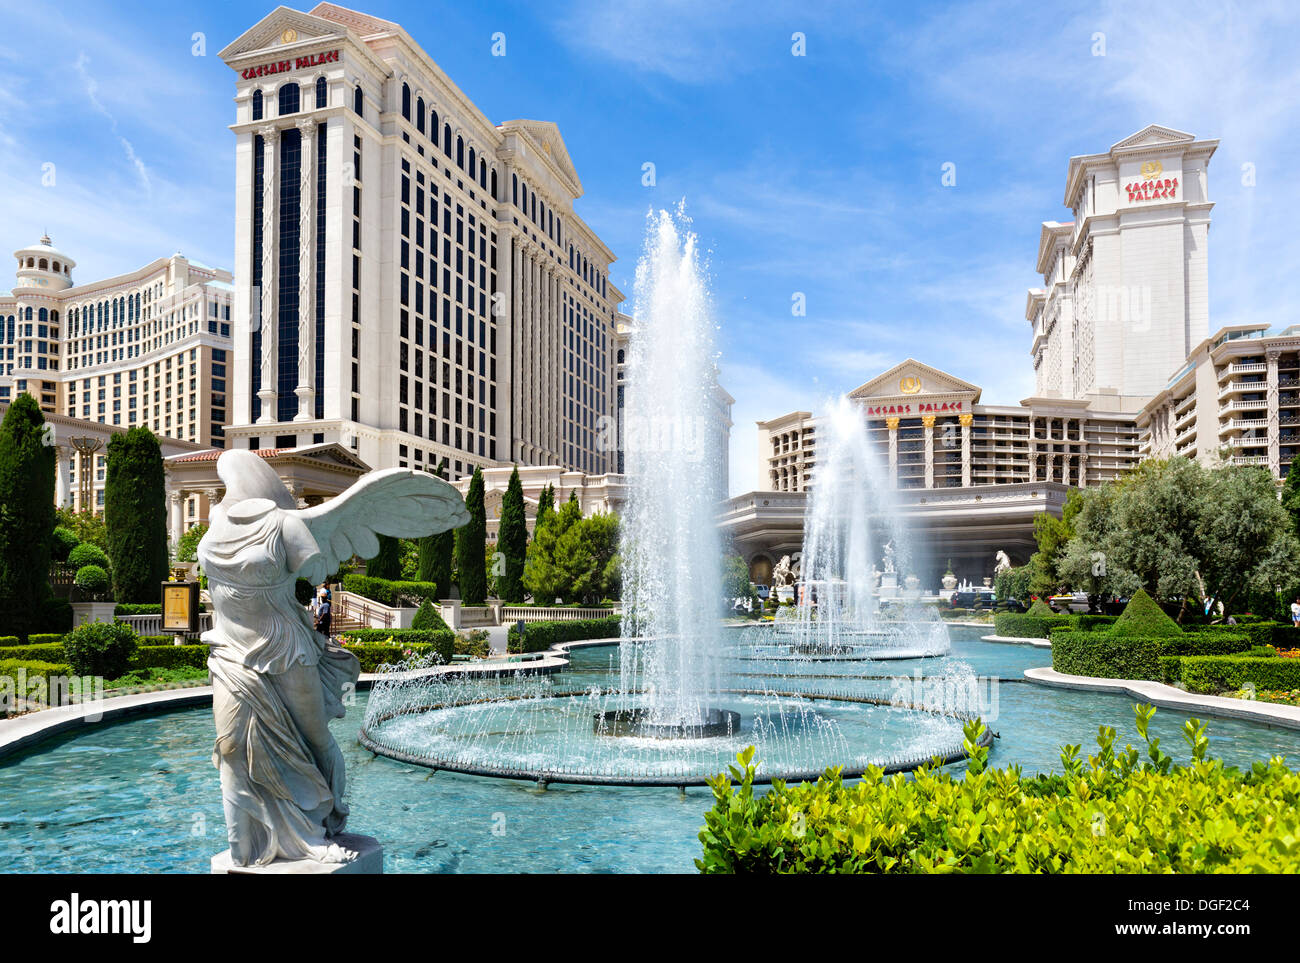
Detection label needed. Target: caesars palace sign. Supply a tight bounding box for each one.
[238,48,340,80]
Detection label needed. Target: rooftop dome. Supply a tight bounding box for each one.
[13,234,75,292]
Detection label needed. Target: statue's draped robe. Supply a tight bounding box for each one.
[199,504,359,865]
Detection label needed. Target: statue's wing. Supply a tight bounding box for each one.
[292,469,469,585]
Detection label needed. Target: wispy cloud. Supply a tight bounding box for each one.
[74,51,151,193]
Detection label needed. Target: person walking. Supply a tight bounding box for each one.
[1290,598,1300,628]
[315,588,333,638]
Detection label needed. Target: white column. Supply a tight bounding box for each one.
[922,415,935,489]
[54,446,71,507]
[960,414,972,488]
[295,118,316,422]
[168,490,185,549]
[1267,349,1281,476]
[257,125,280,424]
[887,417,899,487]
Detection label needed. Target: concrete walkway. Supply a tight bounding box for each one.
[1024,666,1300,730]
[981,634,1052,648]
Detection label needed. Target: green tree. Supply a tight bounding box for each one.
[1027,488,1084,597]
[993,564,1033,602]
[556,513,620,604]
[535,483,556,533]
[104,426,169,603]
[497,466,528,603]
[366,534,403,580]
[0,394,55,641]
[524,492,581,605]
[722,553,751,599]
[175,522,208,563]
[1283,460,1300,538]
[455,467,487,604]
[55,506,108,550]
[418,459,457,599]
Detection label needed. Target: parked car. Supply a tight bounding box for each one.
[1048,592,1091,614]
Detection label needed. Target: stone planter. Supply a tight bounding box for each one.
[71,601,117,627]
[942,573,958,592]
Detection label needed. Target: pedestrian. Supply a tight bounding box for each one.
[315,588,332,637]
[1291,598,1300,628]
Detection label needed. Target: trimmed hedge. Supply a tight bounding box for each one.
[993,612,1070,639]
[341,575,441,608]
[410,599,451,632]
[1110,589,1181,638]
[1175,655,1300,695]
[0,642,64,662]
[1053,631,1251,680]
[1070,614,1118,632]
[114,603,162,617]
[0,659,75,706]
[132,645,209,671]
[341,627,455,666]
[508,615,622,654]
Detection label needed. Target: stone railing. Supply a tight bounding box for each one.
[333,591,417,630]
[501,605,621,623]
[116,612,213,638]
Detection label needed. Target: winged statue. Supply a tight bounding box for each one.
[198,449,469,868]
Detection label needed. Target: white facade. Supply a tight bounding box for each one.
[0,236,234,514]
[220,3,623,483]
[1028,125,1217,404]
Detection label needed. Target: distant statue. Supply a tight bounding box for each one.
[199,450,468,868]
[882,541,896,574]
[772,555,794,587]
[994,550,1012,574]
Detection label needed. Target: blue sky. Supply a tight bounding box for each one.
[1,0,1298,494]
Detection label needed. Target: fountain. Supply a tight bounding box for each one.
[359,209,983,786]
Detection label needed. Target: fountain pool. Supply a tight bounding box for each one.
[4,627,1300,873]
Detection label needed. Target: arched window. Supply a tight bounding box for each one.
[468,146,476,175]
[512,173,518,206]
[52,261,60,273]
[430,108,439,134]
[38,258,47,270]
[278,83,299,116]
[251,89,263,120]
[456,136,464,169]
[480,158,487,189]
[39,308,48,323]
[416,97,425,134]
[491,168,498,198]
[443,124,452,157]
[315,76,327,109]
[401,83,411,120]
[353,85,363,116]
[617,349,624,364]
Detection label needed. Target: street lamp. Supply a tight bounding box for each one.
[69,436,103,513]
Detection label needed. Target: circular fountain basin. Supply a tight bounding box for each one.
[593,707,741,740]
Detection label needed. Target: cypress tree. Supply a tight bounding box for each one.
[535,483,556,532]
[0,394,55,641]
[498,465,527,603]
[419,458,457,598]
[366,534,402,580]
[1283,460,1300,538]
[455,466,487,605]
[104,425,168,604]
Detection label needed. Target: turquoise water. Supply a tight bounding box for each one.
[3,626,1299,873]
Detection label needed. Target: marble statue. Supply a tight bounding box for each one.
[198,450,468,868]
[882,541,896,574]
[994,550,1012,574]
[772,555,794,588]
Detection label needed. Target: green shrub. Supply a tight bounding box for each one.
[1027,599,1054,615]
[50,526,79,563]
[697,707,1300,873]
[1269,624,1300,648]
[104,426,169,603]
[455,629,491,659]
[1177,655,1300,695]
[36,596,73,635]
[0,659,75,707]
[1052,631,1162,679]
[1069,614,1118,632]
[411,599,451,632]
[73,565,110,597]
[68,542,110,571]
[1198,622,1278,648]
[1110,589,1182,638]
[993,612,1069,639]
[341,574,440,608]
[340,628,455,666]
[340,641,451,672]
[131,644,209,671]
[61,620,138,678]
[507,615,621,654]
[114,603,162,617]
[0,642,63,662]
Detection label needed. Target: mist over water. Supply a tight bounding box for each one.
[619,208,724,726]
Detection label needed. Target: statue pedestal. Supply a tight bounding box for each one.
[879,574,899,599]
[211,833,383,875]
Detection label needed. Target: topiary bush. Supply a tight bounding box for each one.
[1175,655,1300,695]
[114,603,162,617]
[1027,599,1055,615]
[50,526,79,563]
[1110,588,1182,638]
[340,628,455,667]
[1052,630,1252,679]
[68,542,110,572]
[993,612,1070,638]
[61,620,138,678]
[410,598,450,632]
[697,707,1300,873]
[342,574,440,608]
[73,564,111,599]
[132,644,209,671]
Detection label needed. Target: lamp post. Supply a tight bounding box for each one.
[69,436,103,513]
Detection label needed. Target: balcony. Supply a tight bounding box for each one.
[1218,379,1267,402]
[1229,454,1270,466]
[1219,398,1269,418]
[1220,416,1268,437]
[1225,362,1267,377]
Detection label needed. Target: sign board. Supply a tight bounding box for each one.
[161,581,200,634]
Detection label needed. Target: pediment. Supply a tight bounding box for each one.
[219,6,348,62]
[848,359,981,401]
[1111,124,1195,151]
[500,120,584,197]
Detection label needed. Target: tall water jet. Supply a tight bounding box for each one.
[791,395,949,658]
[619,208,724,727]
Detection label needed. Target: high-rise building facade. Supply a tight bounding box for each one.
[220,3,624,481]
[0,235,233,512]
[1027,125,1217,404]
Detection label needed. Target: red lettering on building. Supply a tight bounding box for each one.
[240,49,339,81]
